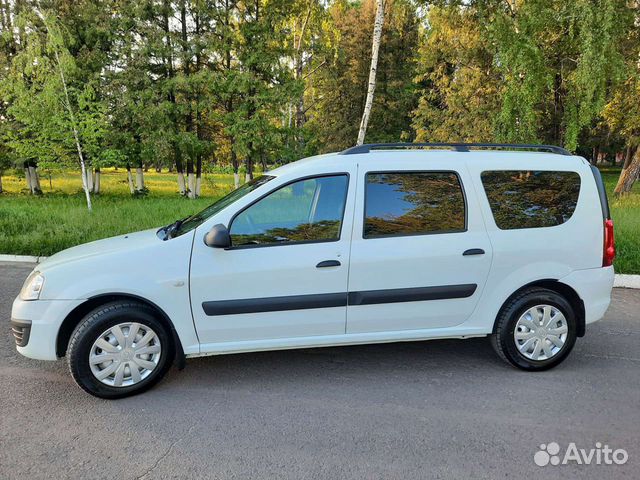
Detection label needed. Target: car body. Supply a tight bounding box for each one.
[11,143,615,398]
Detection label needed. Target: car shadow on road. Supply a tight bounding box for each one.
[159,337,508,392]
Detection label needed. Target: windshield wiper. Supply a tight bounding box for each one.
[163,216,189,240]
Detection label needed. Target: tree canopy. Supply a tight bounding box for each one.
[1,0,640,196]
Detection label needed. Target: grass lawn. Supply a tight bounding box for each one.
[0,166,639,273]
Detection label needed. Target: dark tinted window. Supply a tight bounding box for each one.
[481,171,581,229]
[230,175,348,246]
[364,172,466,238]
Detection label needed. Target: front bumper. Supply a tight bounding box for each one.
[11,296,85,361]
[10,319,32,347]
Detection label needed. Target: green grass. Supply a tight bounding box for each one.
[600,168,640,275]
[0,169,233,256]
[0,167,639,273]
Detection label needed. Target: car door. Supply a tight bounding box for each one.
[190,172,355,349]
[346,158,493,334]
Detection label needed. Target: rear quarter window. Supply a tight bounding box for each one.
[481,171,581,230]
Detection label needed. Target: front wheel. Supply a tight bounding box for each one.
[67,301,174,399]
[491,288,577,371]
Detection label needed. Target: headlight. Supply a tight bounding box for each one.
[20,271,45,301]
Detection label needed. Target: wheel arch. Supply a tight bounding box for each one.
[56,293,186,367]
[491,279,586,337]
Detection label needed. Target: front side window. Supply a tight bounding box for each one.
[481,170,581,230]
[173,175,274,237]
[230,175,349,247]
[364,172,466,238]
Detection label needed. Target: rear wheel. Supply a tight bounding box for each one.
[491,288,577,370]
[67,301,174,399]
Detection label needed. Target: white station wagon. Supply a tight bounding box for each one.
[11,143,616,398]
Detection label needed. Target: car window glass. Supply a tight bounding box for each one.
[230,175,348,246]
[481,171,581,229]
[364,172,466,238]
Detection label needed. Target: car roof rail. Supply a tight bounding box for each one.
[339,143,572,156]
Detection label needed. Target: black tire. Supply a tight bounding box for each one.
[491,287,577,371]
[67,301,174,399]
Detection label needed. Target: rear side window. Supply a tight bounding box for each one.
[481,171,581,230]
[364,172,466,238]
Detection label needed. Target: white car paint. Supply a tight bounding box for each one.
[11,149,614,362]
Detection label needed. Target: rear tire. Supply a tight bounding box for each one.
[67,301,174,399]
[491,287,577,371]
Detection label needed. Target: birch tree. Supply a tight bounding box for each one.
[34,7,92,210]
[356,0,385,146]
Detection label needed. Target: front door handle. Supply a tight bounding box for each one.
[316,260,341,268]
[463,248,485,256]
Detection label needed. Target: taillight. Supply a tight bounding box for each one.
[603,219,615,267]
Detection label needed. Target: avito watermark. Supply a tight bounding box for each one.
[534,442,629,467]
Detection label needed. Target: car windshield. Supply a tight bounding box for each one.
[170,175,275,238]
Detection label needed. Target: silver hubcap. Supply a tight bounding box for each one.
[514,305,568,361]
[89,323,161,387]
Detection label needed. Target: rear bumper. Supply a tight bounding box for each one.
[11,296,85,361]
[560,266,614,325]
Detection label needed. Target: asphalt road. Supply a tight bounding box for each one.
[1,262,639,479]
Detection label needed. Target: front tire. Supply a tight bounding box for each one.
[67,301,174,399]
[491,287,577,371]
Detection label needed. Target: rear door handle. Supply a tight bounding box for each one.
[463,248,485,256]
[316,260,341,268]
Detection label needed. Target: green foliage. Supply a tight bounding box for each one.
[412,5,501,142]
[0,0,639,188]
[307,0,420,152]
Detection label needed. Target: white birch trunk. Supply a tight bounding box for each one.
[35,7,92,211]
[195,175,202,197]
[24,167,33,194]
[135,167,145,191]
[127,169,135,194]
[86,168,94,193]
[177,172,186,195]
[356,0,385,146]
[245,172,251,183]
[234,173,240,189]
[187,172,195,199]
[94,170,100,194]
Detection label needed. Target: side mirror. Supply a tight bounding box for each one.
[204,224,231,248]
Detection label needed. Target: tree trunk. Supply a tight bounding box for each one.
[195,154,202,197]
[126,164,135,194]
[187,172,195,199]
[0,174,3,193]
[356,0,385,146]
[28,164,42,194]
[175,148,186,195]
[232,149,240,188]
[245,155,253,182]
[177,172,186,195]
[621,146,634,170]
[86,168,94,193]
[195,176,202,197]
[136,167,145,191]
[24,163,33,194]
[614,146,640,195]
[94,168,101,194]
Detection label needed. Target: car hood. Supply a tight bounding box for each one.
[37,228,162,271]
